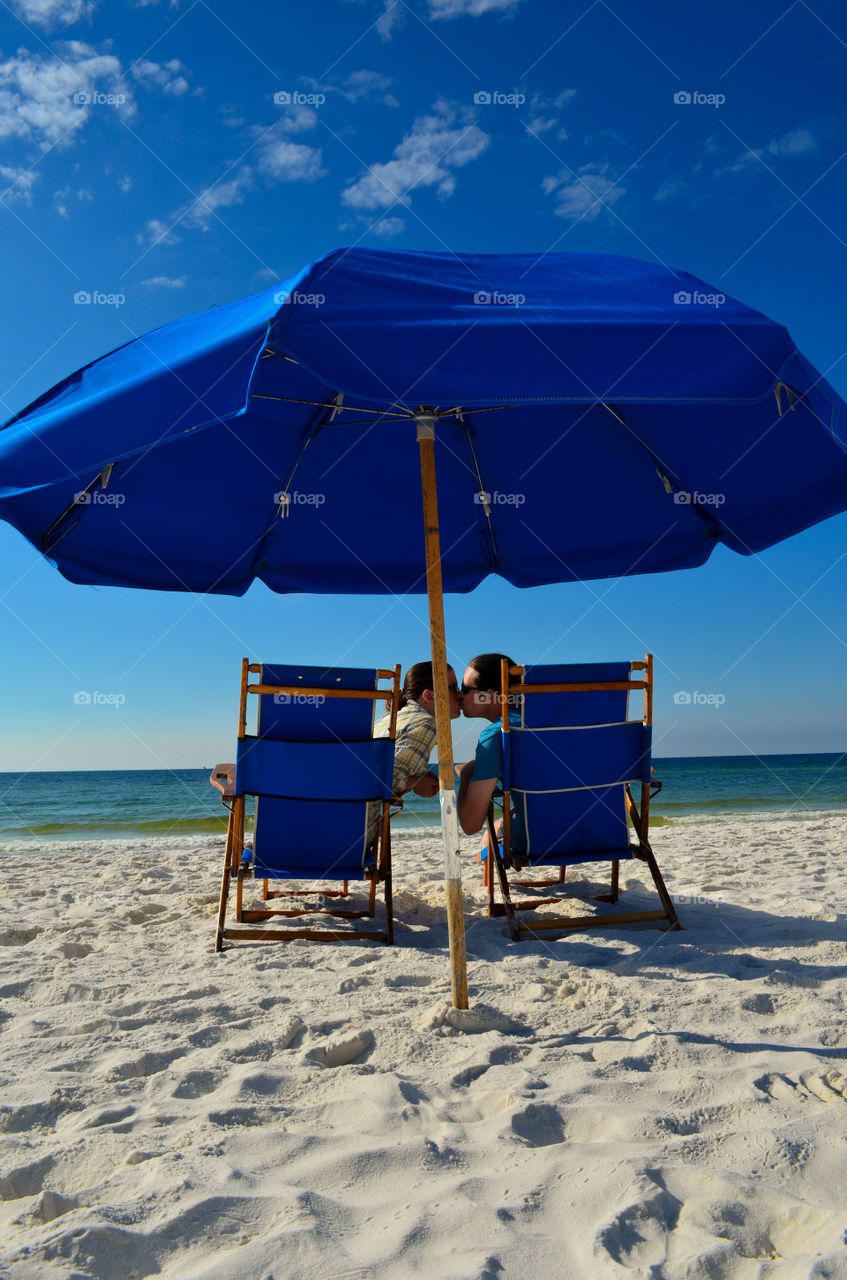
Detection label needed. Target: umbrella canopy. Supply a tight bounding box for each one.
[3,247,847,1009]
[2,247,846,595]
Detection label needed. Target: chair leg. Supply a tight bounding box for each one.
[486,811,519,940]
[236,865,245,921]
[368,874,376,917]
[214,855,231,952]
[641,844,681,929]
[610,860,620,903]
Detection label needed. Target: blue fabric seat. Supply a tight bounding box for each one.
[485,656,680,940]
[214,660,400,949]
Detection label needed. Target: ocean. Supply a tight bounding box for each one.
[0,753,845,848]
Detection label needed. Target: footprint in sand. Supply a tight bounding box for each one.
[306,1030,374,1068]
[756,1069,847,1105]
[509,1102,566,1147]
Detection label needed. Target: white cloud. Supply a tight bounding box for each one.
[131,58,190,97]
[140,217,180,248]
[376,0,402,38]
[371,215,405,237]
[768,127,817,156]
[428,0,522,16]
[0,163,38,201]
[342,103,489,210]
[52,183,92,216]
[304,69,398,107]
[0,43,134,148]
[182,169,254,230]
[118,174,132,192]
[274,103,320,135]
[10,0,95,28]
[544,164,625,222]
[257,137,325,183]
[141,274,187,288]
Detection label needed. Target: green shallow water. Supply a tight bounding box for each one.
[0,753,844,845]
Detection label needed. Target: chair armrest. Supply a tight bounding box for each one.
[210,763,236,800]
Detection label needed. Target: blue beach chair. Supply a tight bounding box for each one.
[214,660,401,949]
[484,655,680,941]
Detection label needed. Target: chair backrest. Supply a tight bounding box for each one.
[503,658,653,863]
[234,663,399,880]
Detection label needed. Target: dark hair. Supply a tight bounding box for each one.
[467,652,520,706]
[398,661,434,710]
[396,661,457,710]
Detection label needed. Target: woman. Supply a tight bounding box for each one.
[456,651,526,855]
[374,661,462,803]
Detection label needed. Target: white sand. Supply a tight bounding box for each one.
[2,813,847,1280]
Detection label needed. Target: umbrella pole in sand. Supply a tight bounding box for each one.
[417,414,469,1010]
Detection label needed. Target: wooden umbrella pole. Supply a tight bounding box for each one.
[417,415,469,1009]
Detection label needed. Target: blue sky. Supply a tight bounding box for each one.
[1,0,846,770]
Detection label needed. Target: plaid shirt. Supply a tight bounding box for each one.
[368,700,436,840]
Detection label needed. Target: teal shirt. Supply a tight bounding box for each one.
[471,712,526,853]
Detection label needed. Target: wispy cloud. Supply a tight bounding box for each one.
[0,43,134,148]
[139,109,326,247]
[371,214,406,236]
[141,274,188,288]
[543,162,625,222]
[305,68,398,107]
[131,58,191,97]
[10,0,95,28]
[0,164,39,202]
[525,88,576,140]
[341,101,489,210]
[428,0,523,17]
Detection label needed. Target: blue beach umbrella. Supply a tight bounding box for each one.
[2,247,846,1005]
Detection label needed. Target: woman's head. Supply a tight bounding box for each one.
[461,652,519,720]
[398,662,461,718]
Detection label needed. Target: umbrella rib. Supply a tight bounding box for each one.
[601,401,722,540]
[459,412,499,572]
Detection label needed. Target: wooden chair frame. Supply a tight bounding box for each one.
[214,660,401,949]
[486,654,681,941]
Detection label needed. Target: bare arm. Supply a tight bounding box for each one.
[457,759,497,835]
